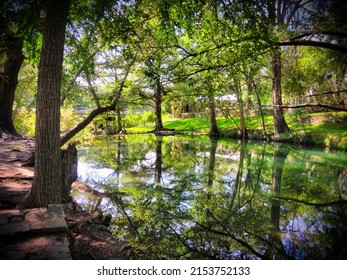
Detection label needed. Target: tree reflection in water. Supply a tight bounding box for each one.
[74,135,347,259]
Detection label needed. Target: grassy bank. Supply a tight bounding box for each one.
[127,112,347,150]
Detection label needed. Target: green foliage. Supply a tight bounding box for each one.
[13,107,35,136]
[6,0,347,146]
[60,106,83,133]
[124,111,171,129]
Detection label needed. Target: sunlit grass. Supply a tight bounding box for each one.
[164,117,210,132]
[127,111,347,150]
[127,125,154,133]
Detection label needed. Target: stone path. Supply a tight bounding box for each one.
[0,138,72,260]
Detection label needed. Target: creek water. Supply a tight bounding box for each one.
[72,134,347,259]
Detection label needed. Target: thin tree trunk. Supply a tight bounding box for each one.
[116,106,123,133]
[234,76,248,139]
[253,80,266,134]
[208,94,220,140]
[23,0,70,208]
[0,36,25,138]
[154,82,164,131]
[272,49,290,137]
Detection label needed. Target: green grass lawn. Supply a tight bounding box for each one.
[127,111,347,150]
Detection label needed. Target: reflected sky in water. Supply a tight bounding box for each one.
[73,135,347,260]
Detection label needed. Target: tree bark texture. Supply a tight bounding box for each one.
[0,36,25,138]
[272,49,290,136]
[30,0,70,207]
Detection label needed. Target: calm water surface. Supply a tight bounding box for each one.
[73,134,347,260]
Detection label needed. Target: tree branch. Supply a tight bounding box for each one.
[276,196,347,207]
[60,106,114,146]
[278,40,347,53]
[290,32,347,41]
[85,71,101,109]
[304,90,347,98]
[263,103,347,112]
[60,49,139,146]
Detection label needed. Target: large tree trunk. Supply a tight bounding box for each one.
[0,36,25,138]
[154,82,164,131]
[208,94,220,140]
[272,49,290,137]
[25,0,70,208]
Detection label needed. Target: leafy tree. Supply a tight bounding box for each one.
[60,1,140,145]
[268,0,347,120]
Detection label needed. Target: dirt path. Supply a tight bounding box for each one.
[0,138,34,209]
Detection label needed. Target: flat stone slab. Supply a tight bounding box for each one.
[25,207,67,233]
[0,205,67,236]
[0,234,71,260]
[48,204,66,217]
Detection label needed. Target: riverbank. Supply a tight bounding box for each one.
[127,111,347,151]
[0,138,129,260]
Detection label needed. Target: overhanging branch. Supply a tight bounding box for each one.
[290,32,347,41]
[60,49,139,146]
[278,40,347,53]
[263,103,347,112]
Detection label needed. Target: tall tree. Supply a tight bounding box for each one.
[59,1,139,145]
[267,0,291,136]
[19,0,70,208]
[0,36,24,138]
[267,0,347,136]
[0,0,43,138]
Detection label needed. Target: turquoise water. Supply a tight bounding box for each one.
[74,134,347,259]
